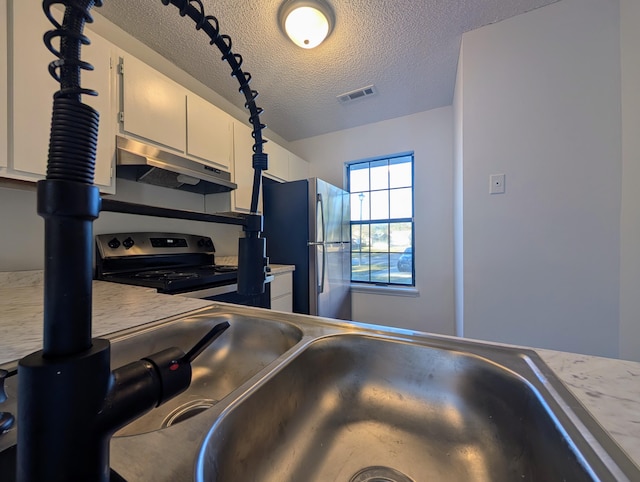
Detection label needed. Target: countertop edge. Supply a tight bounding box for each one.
[269,264,296,275]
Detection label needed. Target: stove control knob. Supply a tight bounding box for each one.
[107,238,121,249]
[122,237,135,249]
[197,238,205,247]
[205,239,214,249]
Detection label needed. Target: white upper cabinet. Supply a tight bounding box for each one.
[264,139,289,181]
[8,1,115,191]
[231,121,311,213]
[186,93,232,171]
[85,29,116,190]
[11,0,59,179]
[263,139,310,182]
[120,55,187,153]
[232,121,260,213]
[288,152,310,181]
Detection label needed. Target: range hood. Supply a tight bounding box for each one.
[115,136,237,194]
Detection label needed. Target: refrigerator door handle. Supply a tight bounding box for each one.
[317,193,326,294]
[317,193,325,243]
[317,244,326,294]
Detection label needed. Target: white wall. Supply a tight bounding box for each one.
[457,0,622,357]
[619,0,640,361]
[0,180,241,271]
[291,107,455,335]
[453,43,464,337]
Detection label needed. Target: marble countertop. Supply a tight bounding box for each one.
[269,264,296,275]
[0,271,212,365]
[1,270,638,467]
[216,255,295,276]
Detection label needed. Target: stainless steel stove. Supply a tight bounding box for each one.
[95,233,239,296]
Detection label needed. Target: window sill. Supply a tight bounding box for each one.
[350,284,420,297]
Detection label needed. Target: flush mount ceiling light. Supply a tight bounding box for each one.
[278,0,335,49]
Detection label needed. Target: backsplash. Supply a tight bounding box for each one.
[0,179,242,272]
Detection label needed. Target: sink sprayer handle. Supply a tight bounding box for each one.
[100,320,233,430]
[182,321,231,364]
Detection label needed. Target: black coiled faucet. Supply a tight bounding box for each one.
[17,1,268,481]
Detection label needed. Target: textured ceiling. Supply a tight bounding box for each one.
[96,0,559,142]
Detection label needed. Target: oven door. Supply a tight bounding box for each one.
[179,282,271,309]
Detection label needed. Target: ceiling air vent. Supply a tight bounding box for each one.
[337,85,377,104]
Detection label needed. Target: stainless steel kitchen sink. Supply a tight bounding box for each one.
[197,335,585,481]
[195,326,640,482]
[109,310,303,436]
[2,305,639,481]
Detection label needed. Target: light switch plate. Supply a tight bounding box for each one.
[490,174,505,194]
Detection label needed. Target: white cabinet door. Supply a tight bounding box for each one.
[232,121,261,213]
[85,29,116,190]
[11,0,56,179]
[288,152,310,181]
[270,271,293,312]
[271,294,293,312]
[264,139,288,181]
[10,1,114,191]
[186,93,232,170]
[121,55,186,152]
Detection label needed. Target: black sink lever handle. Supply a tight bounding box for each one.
[100,321,232,431]
[182,321,231,364]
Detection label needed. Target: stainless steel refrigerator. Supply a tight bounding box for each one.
[263,178,351,320]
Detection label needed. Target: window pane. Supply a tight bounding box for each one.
[370,253,390,283]
[361,224,370,250]
[348,154,414,286]
[389,157,412,188]
[390,256,413,285]
[350,192,369,221]
[351,224,361,251]
[349,163,370,192]
[351,253,370,282]
[370,190,389,220]
[351,224,370,252]
[370,160,389,190]
[370,223,389,252]
[391,242,412,285]
[390,222,412,252]
[389,188,412,219]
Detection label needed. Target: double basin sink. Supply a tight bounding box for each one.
[1,304,639,481]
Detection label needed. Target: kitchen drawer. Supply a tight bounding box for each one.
[271,294,293,313]
[271,272,292,299]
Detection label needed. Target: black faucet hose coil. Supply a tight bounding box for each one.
[16,0,266,479]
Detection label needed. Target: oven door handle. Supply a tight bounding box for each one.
[178,283,238,299]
